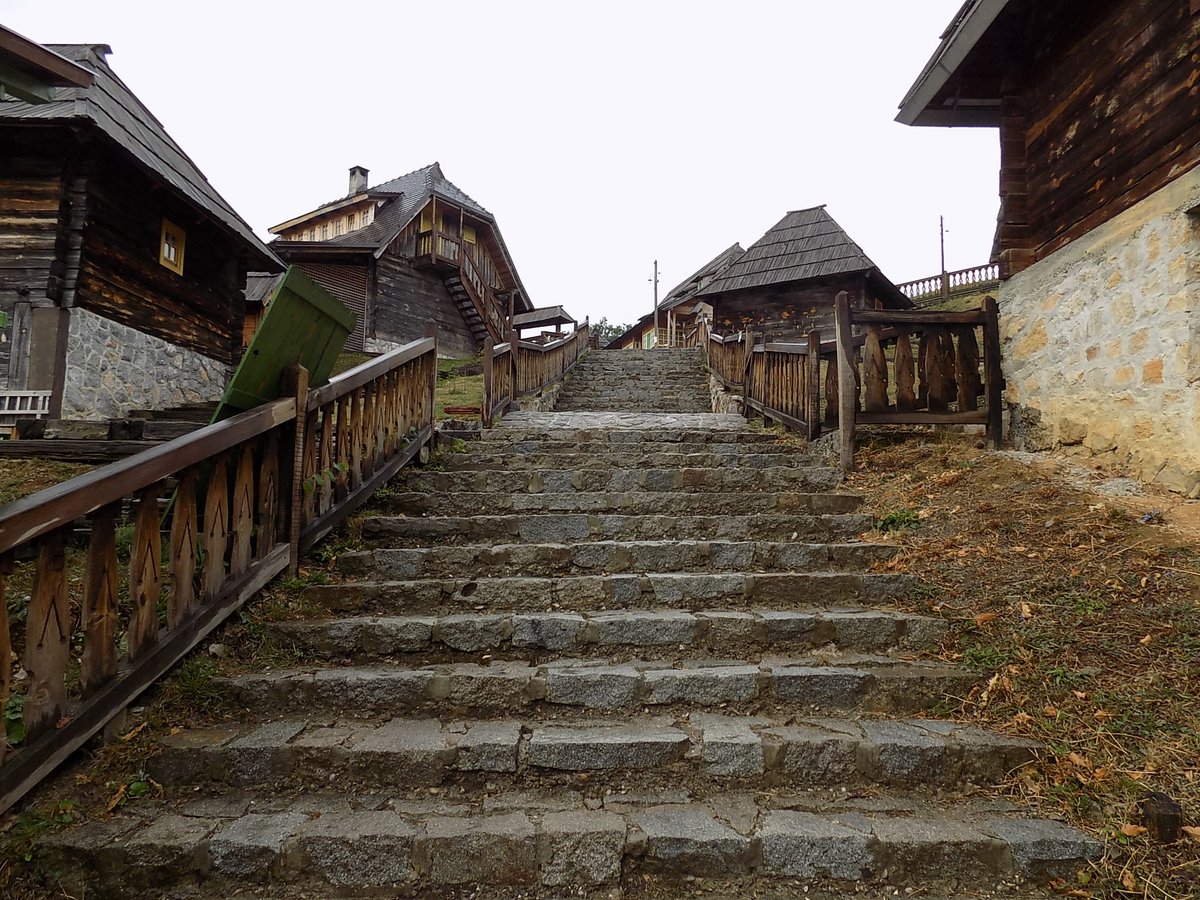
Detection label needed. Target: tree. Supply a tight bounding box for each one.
[591,317,634,346]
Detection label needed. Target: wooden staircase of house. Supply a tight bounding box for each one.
[444,272,492,346]
[28,351,1099,898]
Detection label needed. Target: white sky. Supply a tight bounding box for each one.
[6,0,999,328]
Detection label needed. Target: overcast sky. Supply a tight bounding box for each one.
[7,0,999,328]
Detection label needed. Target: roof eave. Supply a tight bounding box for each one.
[269,191,375,234]
[895,0,1012,127]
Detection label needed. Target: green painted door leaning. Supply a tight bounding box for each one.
[214,267,356,420]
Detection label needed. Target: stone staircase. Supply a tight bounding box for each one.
[37,351,1100,897]
[553,348,713,412]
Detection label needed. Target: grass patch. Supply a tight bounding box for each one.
[849,429,1200,897]
[436,357,483,421]
[0,459,92,506]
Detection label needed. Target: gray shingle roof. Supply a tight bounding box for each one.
[513,305,576,329]
[697,207,883,296]
[0,44,281,271]
[661,242,745,311]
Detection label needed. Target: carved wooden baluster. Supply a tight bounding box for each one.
[317,406,333,517]
[361,383,377,478]
[940,330,959,402]
[301,410,318,527]
[81,504,120,695]
[956,326,982,411]
[895,331,917,412]
[349,387,364,490]
[202,455,230,600]
[926,328,951,411]
[374,379,387,465]
[0,552,11,765]
[258,433,281,556]
[169,471,198,625]
[864,326,889,412]
[24,531,70,740]
[852,349,863,413]
[824,356,838,424]
[231,444,255,577]
[127,487,162,661]
[917,331,930,409]
[334,396,351,502]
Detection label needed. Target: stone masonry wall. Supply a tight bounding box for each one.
[1000,167,1200,495]
[63,307,228,419]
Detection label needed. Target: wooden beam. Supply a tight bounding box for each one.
[834,292,856,472]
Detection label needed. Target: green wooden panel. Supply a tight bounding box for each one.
[214,267,356,419]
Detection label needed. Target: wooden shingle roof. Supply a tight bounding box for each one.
[698,206,888,297]
[0,44,281,272]
[661,242,745,311]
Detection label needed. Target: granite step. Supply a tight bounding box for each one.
[221,654,975,716]
[41,789,1100,896]
[149,714,1038,791]
[335,541,897,579]
[439,450,813,470]
[362,511,874,545]
[267,608,947,660]
[381,489,859,516]
[301,571,915,616]
[399,466,842,495]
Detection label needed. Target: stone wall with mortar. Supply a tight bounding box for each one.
[1000,167,1200,496]
[63,307,228,419]
[708,374,740,414]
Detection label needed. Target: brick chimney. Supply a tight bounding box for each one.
[349,165,369,194]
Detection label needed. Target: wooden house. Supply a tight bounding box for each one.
[269,164,533,359]
[513,305,577,343]
[696,207,910,340]
[898,0,1200,495]
[608,243,744,350]
[0,40,283,420]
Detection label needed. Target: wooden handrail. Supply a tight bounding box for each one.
[0,334,439,813]
[482,320,590,425]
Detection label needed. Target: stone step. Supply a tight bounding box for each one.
[441,450,817,471]
[362,511,873,545]
[302,571,915,616]
[336,540,897,579]
[492,411,748,433]
[400,467,843,496]
[268,608,946,660]
[381,489,859,516]
[221,654,974,716]
[149,714,1037,791]
[42,790,1099,895]
[552,403,715,413]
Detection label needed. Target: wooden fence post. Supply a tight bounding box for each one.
[806,330,821,441]
[834,292,856,472]
[983,296,1003,449]
[508,328,519,404]
[283,363,310,578]
[742,332,756,420]
[481,337,494,429]
[424,322,437,456]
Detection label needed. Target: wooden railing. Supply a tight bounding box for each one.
[459,250,506,341]
[896,263,1001,303]
[700,294,1003,469]
[482,320,590,426]
[0,334,438,813]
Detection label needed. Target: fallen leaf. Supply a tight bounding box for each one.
[1072,690,1087,700]
[1067,752,1092,769]
[974,612,1000,626]
[1121,870,1137,891]
[1011,546,1028,553]
[120,722,148,742]
[105,783,127,813]
[1093,710,1113,721]
[1139,634,1153,645]
[1020,602,1034,619]
[1120,824,1146,837]
[1044,705,1059,718]
[1182,825,1200,843]
[1092,768,1111,780]
[1012,712,1034,726]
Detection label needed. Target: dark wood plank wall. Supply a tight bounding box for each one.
[712,275,869,340]
[1015,0,1200,261]
[299,263,368,352]
[374,245,476,358]
[74,149,243,364]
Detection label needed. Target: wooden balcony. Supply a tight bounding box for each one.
[414,229,461,271]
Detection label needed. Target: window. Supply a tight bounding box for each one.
[334,218,344,236]
[159,219,186,275]
[360,209,370,228]
[321,224,330,240]
[463,225,477,244]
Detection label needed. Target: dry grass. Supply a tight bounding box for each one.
[0,459,92,506]
[849,429,1200,899]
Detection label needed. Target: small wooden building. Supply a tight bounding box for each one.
[608,243,744,350]
[898,0,1200,495]
[696,207,910,340]
[0,40,283,420]
[269,164,533,359]
[513,305,577,343]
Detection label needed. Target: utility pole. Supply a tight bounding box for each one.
[650,259,660,349]
[940,216,950,302]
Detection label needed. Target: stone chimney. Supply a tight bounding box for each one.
[349,165,369,194]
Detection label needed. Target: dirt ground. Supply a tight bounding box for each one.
[849,429,1200,899]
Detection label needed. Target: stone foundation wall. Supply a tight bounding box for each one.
[63,307,228,419]
[708,374,740,414]
[1000,167,1200,495]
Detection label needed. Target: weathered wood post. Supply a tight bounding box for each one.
[742,331,757,420]
[283,363,310,578]
[482,337,495,429]
[806,330,821,440]
[423,322,437,460]
[834,292,856,472]
[983,296,1003,449]
[508,328,519,405]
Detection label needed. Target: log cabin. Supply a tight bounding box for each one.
[608,243,744,350]
[0,40,283,420]
[695,207,911,341]
[269,164,534,359]
[898,0,1200,495]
